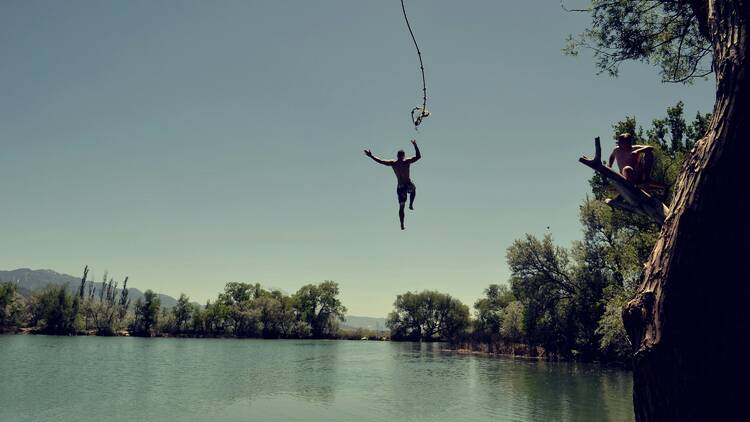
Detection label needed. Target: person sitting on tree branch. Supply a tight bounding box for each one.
[364,140,421,230]
[608,133,655,185]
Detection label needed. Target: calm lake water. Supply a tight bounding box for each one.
[0,336,634,422]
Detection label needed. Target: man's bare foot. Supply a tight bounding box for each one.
[409,205,414,210]
[401,225,405,230]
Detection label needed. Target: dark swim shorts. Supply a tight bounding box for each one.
[396,180,416,204]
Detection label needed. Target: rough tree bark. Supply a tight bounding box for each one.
[622,1,750,421]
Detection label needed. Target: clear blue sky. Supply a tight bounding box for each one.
[0,1,714,317]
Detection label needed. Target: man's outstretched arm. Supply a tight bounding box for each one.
[407,140,421,163]
[364,149,393,166]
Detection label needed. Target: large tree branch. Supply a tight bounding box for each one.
[579,137,669,224]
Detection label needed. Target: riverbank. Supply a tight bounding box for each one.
[2,327,390,341]
[448,340,632,368]
[3,328,627,367]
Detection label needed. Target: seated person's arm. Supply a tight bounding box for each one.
[632,145,654,154]
[364,149,394,166]
[608,151,615,168]
[406,140,421,163]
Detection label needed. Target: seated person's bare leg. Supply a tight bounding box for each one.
[638,150,655,183]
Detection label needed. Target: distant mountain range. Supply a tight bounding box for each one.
[0,268,387,329]
[0,268,180,307]
[341,315,388,331]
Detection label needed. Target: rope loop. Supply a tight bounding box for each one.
[401,0,429,130]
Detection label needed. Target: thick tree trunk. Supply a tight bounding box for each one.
[623,2,750,421]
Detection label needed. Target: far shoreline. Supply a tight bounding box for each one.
[1,328,389,342]
[1,331,630,368]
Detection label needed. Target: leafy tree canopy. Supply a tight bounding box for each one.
[563,0,712,82]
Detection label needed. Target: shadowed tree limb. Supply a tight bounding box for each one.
[579,137,669,224]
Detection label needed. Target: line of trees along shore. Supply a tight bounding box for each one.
[0,103,706,362]
[0,270,347,339]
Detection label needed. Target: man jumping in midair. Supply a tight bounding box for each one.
[364,140,421,230]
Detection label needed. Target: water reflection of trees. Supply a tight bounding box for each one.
[126,338,342,416]
[198,340,341,405]
[473,357,634,421]
[288,340,339,402]
[384,342,474,417]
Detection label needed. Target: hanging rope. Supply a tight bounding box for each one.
[400,0,430,130]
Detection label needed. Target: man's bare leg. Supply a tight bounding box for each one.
[409,190,416,210]
[399,204,406,230]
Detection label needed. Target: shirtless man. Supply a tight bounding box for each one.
[364,140,421,230]
[608,133,655,184]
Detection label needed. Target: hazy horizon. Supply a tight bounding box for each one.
[1,1,714,317]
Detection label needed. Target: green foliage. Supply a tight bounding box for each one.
[88,276,130,336]
[157,306,177,335]
[71,268,131,335]
[387,290,470,341]
[27,285,78,335]
[221,282,264,337]
[201,299,230,336]
[473,284,515,339]
[564,1,712,83]
[506,234,595,358]
[507,234,579,302]
[0,282,24,330]
[596,293,632,360]
[4,266,348,341]
[0,282,15,326]
[293,281,347,338]
[500,301,525,343]
[177,280,345,339]
[172,293,192,333]
[255,291,295,338]
[273,294,298,337]
[130,290,161,337]
[190,303,205,333]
